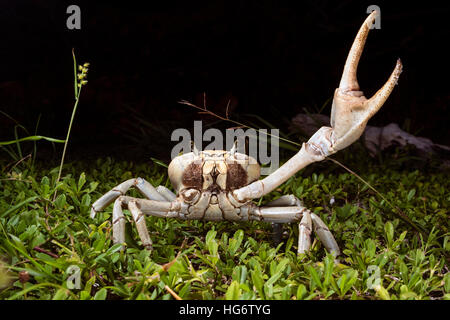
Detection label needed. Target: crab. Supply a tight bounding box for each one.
[90,11,402,256]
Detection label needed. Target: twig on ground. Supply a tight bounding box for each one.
[165,285,182,300]
[33,246,59,259]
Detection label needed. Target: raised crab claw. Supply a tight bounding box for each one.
[90,11,402,257]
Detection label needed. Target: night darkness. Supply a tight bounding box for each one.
[0,0,449,164]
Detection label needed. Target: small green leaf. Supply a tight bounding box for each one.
[225,280,241,300]
[323,255,334,287]
[444,273,450,293]
[384,221,394,247]
[78,172,86,192]
[399,285,417,300]
[407,189,416,202]
[374,284,390,300]
[263,282,274,299]
[296,284,307,299]
[54,194,66,210]
[81,193,91,209]
[178,282,191,299]
[80,291,91,300]
[295,185,304,197]
[281,285,291,300]
[93,288,107,300]
[251,270,264,298]
[392,230,407,249]
[307,265,322,290]
[342,270,358,295]
[84,276,96,294]
[228,230,244,256]
[52,288,69,300]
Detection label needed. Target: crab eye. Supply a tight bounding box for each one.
[181,188,200,204]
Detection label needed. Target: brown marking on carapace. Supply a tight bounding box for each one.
[182,162,203,188]
[226,163,248,190]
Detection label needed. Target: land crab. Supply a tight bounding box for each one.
[90,11,402,256]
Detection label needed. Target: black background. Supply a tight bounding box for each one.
[0,0,449,163]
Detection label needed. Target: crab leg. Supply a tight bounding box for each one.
[90,177,168,218]
[265,194,302,207]
[118,196,183,219]
[266,195,313,254]
[134,178,167,201]
[247,201,339,255]
[156,185,177,201]
[112,197,127,246]
[266,195,303,244]
[128,200,153,250]
[311,213,340,257]
[249,205,304,223]
[233,146,319,201]
[298,209,312,254]
[91,179,134,218]
[111,196,183,249]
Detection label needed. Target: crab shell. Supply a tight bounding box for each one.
[168,150,260,193]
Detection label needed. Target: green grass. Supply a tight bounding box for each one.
[0,153,448,300]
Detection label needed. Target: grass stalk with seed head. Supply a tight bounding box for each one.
[53,50,89,201]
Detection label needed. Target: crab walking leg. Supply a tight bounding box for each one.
[265,194,302,207]
[264,195,338,254]
[91,179,134,218]
[266,195,303,244]
[298,209,312,254]
[311,213,340,257]
[156,186,177,201]
[111,196,182,249]
[112,197,127,247]
[135,178,167,201]
[248,205,304,223]
[247,203,339,255]
[119,196,184,219]
[128,201,153,250]
[90,177,168,218]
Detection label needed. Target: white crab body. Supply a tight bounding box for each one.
[168,150,260,221]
